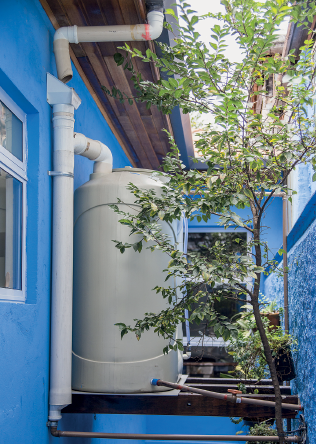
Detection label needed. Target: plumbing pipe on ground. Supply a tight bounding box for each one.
[53,0,164,83]
[49,426,300,441]
[151,379,302,412]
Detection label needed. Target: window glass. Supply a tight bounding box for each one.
[183,284,247,338]
[185,231,248,339]
[0,168,22,290]
[0,100,23,161]
[188,231,248,262]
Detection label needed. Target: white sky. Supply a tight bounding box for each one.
[178,0,290,127]
[179,0,290,63]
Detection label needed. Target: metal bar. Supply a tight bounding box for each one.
[283,195,289,333]
[50,427,300,441]
[153,380,302,411]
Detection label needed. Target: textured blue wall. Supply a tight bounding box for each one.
[265,217,316,443]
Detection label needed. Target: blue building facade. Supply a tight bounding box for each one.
[264,163,316,443]
[0,1,248,443]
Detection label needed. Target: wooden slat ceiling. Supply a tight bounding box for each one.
[40,0,173,169]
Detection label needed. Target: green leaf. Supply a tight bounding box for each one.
[243,189,253,199]
[190,15,199,26]
[165,8,178,21]
[169,78,178,88]
[114,53,124,66]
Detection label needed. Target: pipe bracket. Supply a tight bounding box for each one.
[48,170,74,178]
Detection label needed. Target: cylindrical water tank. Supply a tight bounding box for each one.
[72,167,182,393]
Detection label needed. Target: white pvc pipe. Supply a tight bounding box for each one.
[53,10,164,83]
[49,103,76,421]
[73,132,113,170]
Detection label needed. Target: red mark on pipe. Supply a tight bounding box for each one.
[142,24,151,40]
[224,395,227,400]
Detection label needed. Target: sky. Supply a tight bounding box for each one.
[177,0,290,129]
[178,0,290,63]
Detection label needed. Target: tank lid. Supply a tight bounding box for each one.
[112,166,170,183]
[112,166,156,175]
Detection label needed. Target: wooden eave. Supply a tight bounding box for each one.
[40,0,174,170]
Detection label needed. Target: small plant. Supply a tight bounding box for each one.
[246,422,278,444]
[228,303,296,382]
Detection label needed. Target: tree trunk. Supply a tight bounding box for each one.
[251,209,285,444]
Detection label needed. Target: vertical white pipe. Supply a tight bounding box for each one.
[49,103,75,420]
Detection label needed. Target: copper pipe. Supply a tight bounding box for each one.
[152,380,302,411]
[50,427,300,441]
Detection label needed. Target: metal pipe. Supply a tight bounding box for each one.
[182,216,191,360]
[50,427,300,441]
[151,379,302,411]
[283,194,289,333]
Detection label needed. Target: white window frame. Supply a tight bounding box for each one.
[0,86,27,303]
[184,226,252,346]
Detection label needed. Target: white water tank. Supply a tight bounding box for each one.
[72,167,182,393]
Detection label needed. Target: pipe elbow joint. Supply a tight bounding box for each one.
[54,26,78,43]
[147,11,164,40]
[53,27,78,83]
[183,351,191,360]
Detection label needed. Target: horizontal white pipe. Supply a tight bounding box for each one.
[54,10,164,83]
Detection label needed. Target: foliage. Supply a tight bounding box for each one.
[106,0,316,346]
[246,422,278,444]
[105,0,316,439]
[228,304,296,381]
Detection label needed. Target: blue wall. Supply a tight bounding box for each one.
[0,0,131,443]
[265,205,316,443]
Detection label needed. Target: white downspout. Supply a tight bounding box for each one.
[47,74,81,421]
[47,0,163,423]
[53,7,164,83]
[47,74,113,421]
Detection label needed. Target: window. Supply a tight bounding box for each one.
[184,228,251,344]
[0,86,26,302]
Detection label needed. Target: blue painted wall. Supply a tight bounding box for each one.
[265,218,316,443]
[188,197,283,257]
[264,184,316,442]
[0,0,131,443]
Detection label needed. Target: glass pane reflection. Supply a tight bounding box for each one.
[0,169,22,290]
[0,100,23,161]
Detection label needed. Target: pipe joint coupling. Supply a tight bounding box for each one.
[54,25,79,44]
